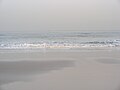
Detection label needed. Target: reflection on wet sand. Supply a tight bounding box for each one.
[96,58,120,64]
[0,60,74,87]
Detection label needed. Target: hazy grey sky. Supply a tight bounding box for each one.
[0,0,120,32]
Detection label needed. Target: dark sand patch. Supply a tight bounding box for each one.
[0,60,74,86]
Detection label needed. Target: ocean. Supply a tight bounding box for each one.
[0,31,120,49]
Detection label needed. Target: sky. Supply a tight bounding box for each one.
[0,0,120,32]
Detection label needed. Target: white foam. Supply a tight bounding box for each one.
[0,42,120,50]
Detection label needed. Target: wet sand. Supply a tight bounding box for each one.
[0,49,120,90]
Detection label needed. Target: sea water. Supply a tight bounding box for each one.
[0,31,120,49]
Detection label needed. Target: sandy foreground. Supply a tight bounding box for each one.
[0,49,120,90]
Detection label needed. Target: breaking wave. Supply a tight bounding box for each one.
[0,39,120,49]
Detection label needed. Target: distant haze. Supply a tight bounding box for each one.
[0,0,120,32]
